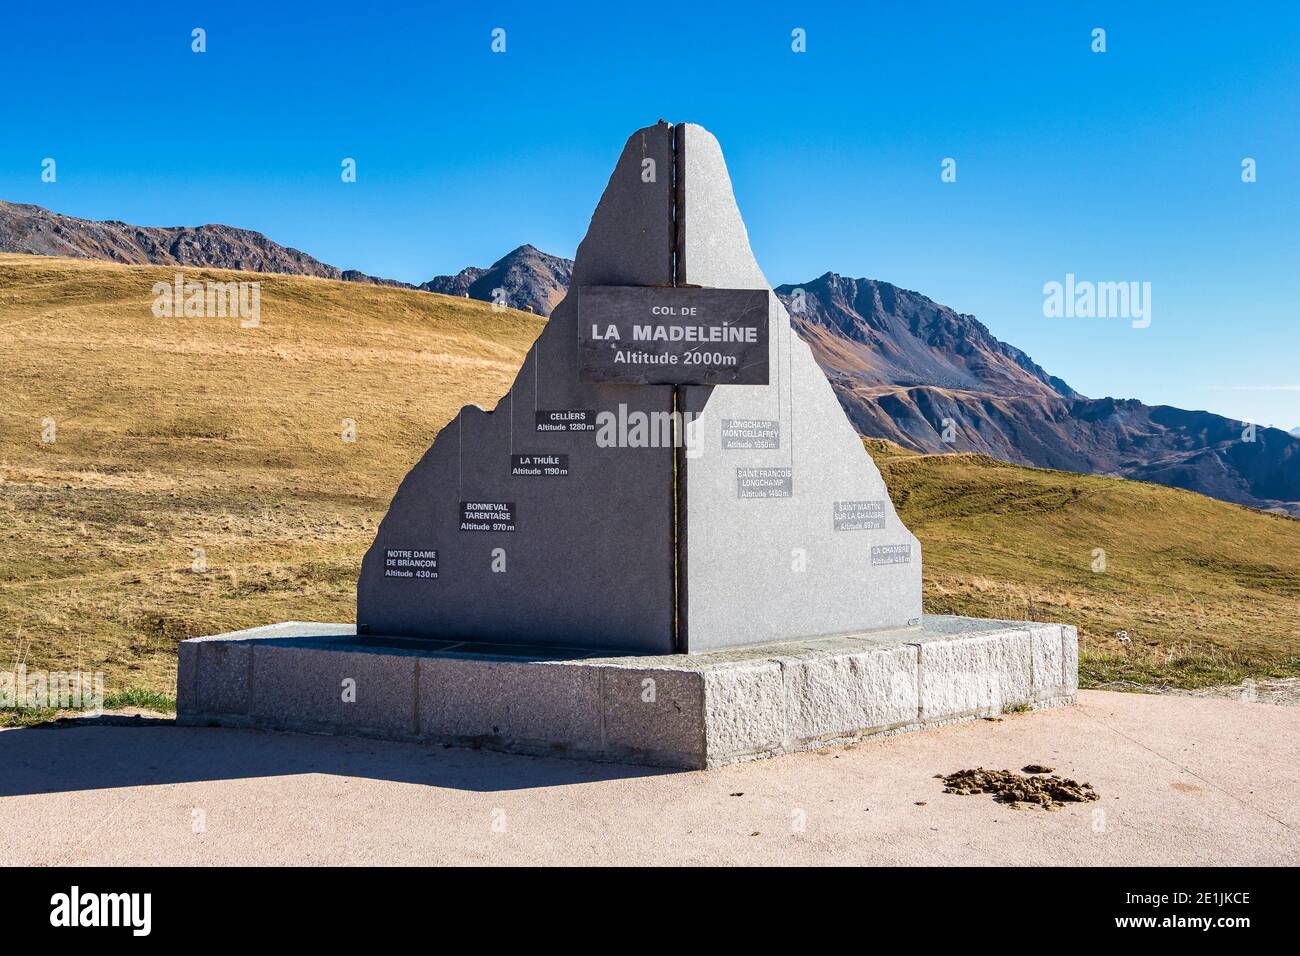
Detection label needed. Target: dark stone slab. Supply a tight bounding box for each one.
[356,123,678,654]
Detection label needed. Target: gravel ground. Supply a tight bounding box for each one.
[2,689,1296,866]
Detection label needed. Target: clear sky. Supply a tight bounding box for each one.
[2,1,1297,429]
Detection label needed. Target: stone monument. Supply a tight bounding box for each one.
[357,121,921,653]
[178,122,1077,768]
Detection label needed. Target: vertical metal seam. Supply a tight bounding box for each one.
[672,123,688,653]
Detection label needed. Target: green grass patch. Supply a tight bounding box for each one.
[0,687,176,728]
[103,687,176,712]
[0,706,61,728]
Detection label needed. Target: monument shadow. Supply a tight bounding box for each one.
[0,717,675,798]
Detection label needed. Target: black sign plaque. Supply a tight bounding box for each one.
[383,548,438,580]
[510,454,569,477]
[459,501,517,533]
[535,410,596,433]
[577,286,769,385]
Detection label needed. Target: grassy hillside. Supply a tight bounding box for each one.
[880,450,1300,686]
[0,254,544,693]
[2,254,1297,696]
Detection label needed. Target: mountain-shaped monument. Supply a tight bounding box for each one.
[180,124,1075,767]
[357,122,921,652]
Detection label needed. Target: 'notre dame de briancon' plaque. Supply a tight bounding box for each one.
[577,286,769,385]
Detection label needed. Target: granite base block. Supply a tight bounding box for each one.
[176,616,1078,769]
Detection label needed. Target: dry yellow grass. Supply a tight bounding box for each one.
[880,452,1300,687]
[2,254,1297,697]
[0,254,542,692]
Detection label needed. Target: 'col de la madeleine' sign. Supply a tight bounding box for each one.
[577,286,769,385]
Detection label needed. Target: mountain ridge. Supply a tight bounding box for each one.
[420,243,572,315]
[0,200,408,287]
[775,272,1082,400]
[2,200,1293,514]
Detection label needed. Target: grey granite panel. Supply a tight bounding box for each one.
[250,644,416,737]
[196,640,251,716]
[176,640,199,715]
[676,124,922,651]
[599,665,706,766]
[417,657,603,752]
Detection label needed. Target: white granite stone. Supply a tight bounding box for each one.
[1029,623,1068,699]
[677,123,922,650]
[701,661,786,761]
[917,626,1034,719]
[780,643,920,741]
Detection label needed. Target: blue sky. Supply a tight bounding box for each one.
[2,1,1297,428]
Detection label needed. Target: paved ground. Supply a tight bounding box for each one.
[2,690,1296,865]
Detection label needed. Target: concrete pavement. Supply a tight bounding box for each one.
[2,690,1296,865]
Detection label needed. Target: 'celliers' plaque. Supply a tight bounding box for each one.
[577,286,769,385]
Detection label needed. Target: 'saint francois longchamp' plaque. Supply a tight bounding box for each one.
[578,286,769,385]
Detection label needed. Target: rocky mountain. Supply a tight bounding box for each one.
[778,274,1079,401]
[420,244,572,316]
[772,274,1300,516]
[0,200,407,287]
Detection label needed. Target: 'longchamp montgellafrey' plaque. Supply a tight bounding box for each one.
[578,286,769,385]
[721,419,780,449]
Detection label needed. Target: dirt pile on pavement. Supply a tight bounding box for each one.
[940,767,1099,809]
